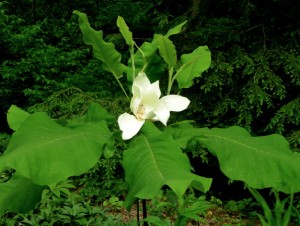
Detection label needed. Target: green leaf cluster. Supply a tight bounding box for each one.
[73,11,211,95]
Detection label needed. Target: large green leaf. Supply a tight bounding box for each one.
[0,111,113,185]
[123,132,212,210]
[199,126,300,193]
[154,34,177,67]
[0,173,45,216]
[73,10,127,78]
[176,46,211,89]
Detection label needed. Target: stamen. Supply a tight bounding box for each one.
[136,104,145,120]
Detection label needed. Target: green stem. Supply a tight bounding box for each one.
[130,44,136,81]
[115,74,129,99]
[167,66,174,95]
[135,43,147,72]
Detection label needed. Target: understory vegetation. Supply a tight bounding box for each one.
[0,0,299,225]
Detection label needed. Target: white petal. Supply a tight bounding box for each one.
[160,95,190,112]
[153,103,170,125]
[133,72,161,99]
[118,113,144,140]
[130,96,142,113]
[150,80,161,98]
[133,72,151,93]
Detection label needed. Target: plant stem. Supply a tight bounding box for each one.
[142,199,148,226]
[115,75,129,99]
[167,66,174,95]
[130,44,136,81]
[136,199,140,225]
[135,43,148,72]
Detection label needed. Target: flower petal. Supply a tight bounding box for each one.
[153,102,170,125]
[132,72,151,96]
[133,72,161,99]
[118,113,144,140]
[160,95,190,112]
[130,96,142,113]
[150,80,161,98]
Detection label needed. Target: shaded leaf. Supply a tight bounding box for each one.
[127,42,164,83]
[164,122,209,149]
[86,102,114,123]
[0,173,45,216]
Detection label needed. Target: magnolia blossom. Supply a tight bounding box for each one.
[118,72,190,140]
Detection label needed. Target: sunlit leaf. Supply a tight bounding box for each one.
[176,46,211,89]
[154,34,177,67]
[165,20,187,37]
[117,16,134,46]
[7,105,30,131]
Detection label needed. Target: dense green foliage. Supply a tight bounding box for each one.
[0,0,299,224]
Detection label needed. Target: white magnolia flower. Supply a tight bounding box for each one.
[118,72,190,140]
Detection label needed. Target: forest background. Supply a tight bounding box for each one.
[0,0,299,224]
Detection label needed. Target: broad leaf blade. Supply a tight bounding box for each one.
[123,133,212,210]
[0,173,45,216]
[154,34,177,67]
[0,112,113,185]
[176,46,211,89]
[200,126,300,193]
[73,10,127,78]
[7,105,30,131]
[117,16,134,46]
[165,21,187,37]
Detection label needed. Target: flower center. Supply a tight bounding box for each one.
[136,104,145,121]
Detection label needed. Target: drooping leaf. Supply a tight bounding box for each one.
[0,111,114,185]
[123,132,212,210]
[154,34,177,67]
[176,46,211,89]
[199,126,300,193]
[117,16,134,46]
[73,10,127,78]
[0,173,45,216]
[127,42,164,83]
[165,20,187,37]
[7,105,30,131]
